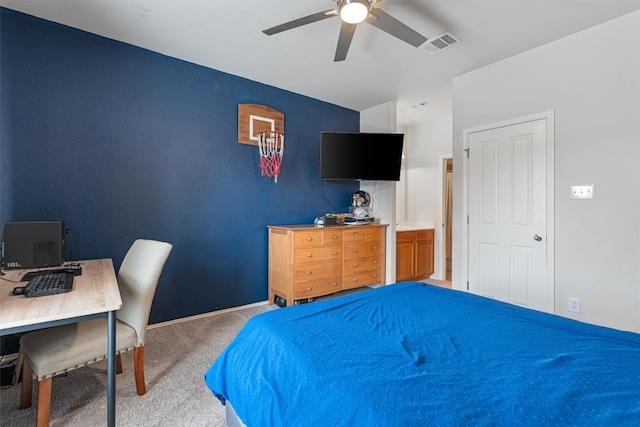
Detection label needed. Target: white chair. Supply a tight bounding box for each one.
[19,239,172,426]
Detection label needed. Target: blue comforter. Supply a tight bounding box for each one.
[205,282,640,426]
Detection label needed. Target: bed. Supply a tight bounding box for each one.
[204,282,640,426]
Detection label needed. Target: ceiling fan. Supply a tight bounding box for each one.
[262,0,428,62]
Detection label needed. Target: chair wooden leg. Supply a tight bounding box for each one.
[36,377,52,427]
[14,352,24,386]
[20,360,33,410]
[133,346,146,396]
[116,353,123,375]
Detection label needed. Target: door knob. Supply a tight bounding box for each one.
[533,234,543,241]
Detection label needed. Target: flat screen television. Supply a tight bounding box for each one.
[320,132,404,181]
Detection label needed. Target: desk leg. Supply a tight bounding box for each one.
[107,310,116,426]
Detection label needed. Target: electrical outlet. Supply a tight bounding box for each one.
[409,211,415,219]
[568,297,581,313]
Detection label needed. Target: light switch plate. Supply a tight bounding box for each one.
[570,185,595,199]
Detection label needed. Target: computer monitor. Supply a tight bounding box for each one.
[3,221,65,269]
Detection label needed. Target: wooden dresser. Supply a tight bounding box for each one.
[268,224,387,306]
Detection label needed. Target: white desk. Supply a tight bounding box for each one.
[0,259,122,426]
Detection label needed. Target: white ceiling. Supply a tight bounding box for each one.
[2,0,639,125]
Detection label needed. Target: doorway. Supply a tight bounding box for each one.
[438,155,453,282]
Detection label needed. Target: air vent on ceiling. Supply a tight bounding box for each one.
[420,32,461,55]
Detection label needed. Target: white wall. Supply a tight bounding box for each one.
[360,101,398,284]
[452,11,640,332]
[403,115,453,279]
[395,124,408,222]
[405,115,453,223]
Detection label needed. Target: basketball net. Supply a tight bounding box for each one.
[257,131,284,183]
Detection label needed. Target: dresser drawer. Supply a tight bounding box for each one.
[343,255,382,274]
[294,230,324,248]
[343,269,382,289]
[294,260,342,282]
[295,245,342,264]
[366,227,384,242]
[343,229,366,243]
[293,276,342,299]
[344,241,382,259]
[322,229,343,246]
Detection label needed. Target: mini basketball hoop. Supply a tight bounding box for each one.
[257,131,284,183]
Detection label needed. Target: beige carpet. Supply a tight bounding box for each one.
[0,303,272,427]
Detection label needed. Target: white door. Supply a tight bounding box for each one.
[468,118,551,312]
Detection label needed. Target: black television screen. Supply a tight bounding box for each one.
[320,132,404,181]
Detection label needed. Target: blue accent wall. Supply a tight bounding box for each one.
[0,8,359,323]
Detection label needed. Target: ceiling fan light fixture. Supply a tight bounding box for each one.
[339,0,369,24]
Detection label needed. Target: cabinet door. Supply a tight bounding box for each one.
[416,239,434,278]
[396,241,415,282]
[415,230,434,279]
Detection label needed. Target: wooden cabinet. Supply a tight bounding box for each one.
[396,232,416,282]
[396,229,434,282]
[268,224,387,306]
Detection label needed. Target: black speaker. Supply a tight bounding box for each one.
[3,221,65,269]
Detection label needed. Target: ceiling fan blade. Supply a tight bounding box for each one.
[366,8,427,47]
[263,8,338,35]
[334,21,357,62]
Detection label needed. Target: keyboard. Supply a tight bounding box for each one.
[24,272,74,297]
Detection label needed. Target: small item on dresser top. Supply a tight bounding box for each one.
[314,214,344,226]
[344,216,375,225]
[322,214,340,226]
[351,191,371,207]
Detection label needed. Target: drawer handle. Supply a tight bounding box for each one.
[353,248,358,253]
[307,237,313,241]
[333,251,338,255]
[353,278,358,282]
[373,274,378,278]
[373,260,378,264]
[354,233,359,238]
[307,271,313,275]
[353,263,358,267]
[373,246,378,250]
[332,235,337,239]
[307,254,313,258]
[332,282,337,287]
[307,287,312,291]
